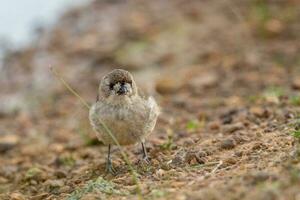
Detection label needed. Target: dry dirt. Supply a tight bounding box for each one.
[0,0,300,199]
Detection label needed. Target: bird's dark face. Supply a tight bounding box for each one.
[99,69,137,99]
[109,80,132,96]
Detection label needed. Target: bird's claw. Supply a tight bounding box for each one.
[140,156,151,165]
[106,161,116,175]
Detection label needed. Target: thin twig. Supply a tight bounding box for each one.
[50,66,90,109]
[211,160,223,174]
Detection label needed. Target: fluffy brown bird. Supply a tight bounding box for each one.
[89,69,159,173]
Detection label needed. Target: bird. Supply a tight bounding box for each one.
[89,69,159,174]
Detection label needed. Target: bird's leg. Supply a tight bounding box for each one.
[106,144,116,174]
[141,142,151,164]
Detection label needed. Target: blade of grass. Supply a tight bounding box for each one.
[50,66,143,199]
[50,67,90,109]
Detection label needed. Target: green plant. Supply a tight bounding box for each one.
[67,177,129,200]
[186,120,199,132]
[160,128,174,150]
[290,96,300,106]
[160,135,174,150]
[264,86,284,98]
[291,131,300,139]
[59,155,76,167]
[25,167,43,180]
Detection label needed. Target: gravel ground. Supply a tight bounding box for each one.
[0,0,300,199]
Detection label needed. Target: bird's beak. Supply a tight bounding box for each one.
[117,84,127,95]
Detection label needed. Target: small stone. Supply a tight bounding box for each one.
[265,19,284,34]
[155,169,166,178]
[190,158,199,165]
[25,167,46,182]
[222,115,233,124]
[184,151,195,164]
[197,151,207,158]
[252,142,267,150]
[0,135,19,153]
[220,109,238,124]
[234,151,243,157]
[292,79,300,90]
[185,151,206,165]
[188,72,218,89]
[195,157,206,164]
[59,185,71,193]
[155,78,183,94]
[54,170,67,179]
[232,133,250,144]
[44,179,64,193]
[220,138,236,149]
[208,121,220,130]
[223,122,244,134]
[172,154,185,166]
[224,157,237,165]
[250,107,269,118]
[183,138,194,146]
[161,163,171,171]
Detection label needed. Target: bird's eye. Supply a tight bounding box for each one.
[109,83,114,90]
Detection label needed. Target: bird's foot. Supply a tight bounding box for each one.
[105,161,117,175]
[143,156,151,164]
[138,156,151,165]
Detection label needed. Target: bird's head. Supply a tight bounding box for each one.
[98,69,138,103]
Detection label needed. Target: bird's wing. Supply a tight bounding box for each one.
[143,96,160,136]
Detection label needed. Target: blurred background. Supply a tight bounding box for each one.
[0,0,299,115]
[0,0,300,199]
[0,0,89,47]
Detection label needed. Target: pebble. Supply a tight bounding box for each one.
[223,122,244,134]
[25,167,46,181]
[187,72,218,89]
[250,107,269,118]
[292,79,300,90]
[44,179,64,192]
[208,121,220,130]
[185,151,206,165]
[155,78,183,94]
[0,135,19,153]
[183,138,195,146]
[54,170,67,179]
[232,133,250,144]
[172,153,186,166]
[224,157,237,165]
[155,169,166,178]
[222,115,233,124]
[197,150,208,158]
[234,151,243,157]
[220,138,236,149]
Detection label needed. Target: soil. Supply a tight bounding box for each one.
[0,0,300,199]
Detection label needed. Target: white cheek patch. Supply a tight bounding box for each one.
[113,83,121,93]
[124,83,132,94]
